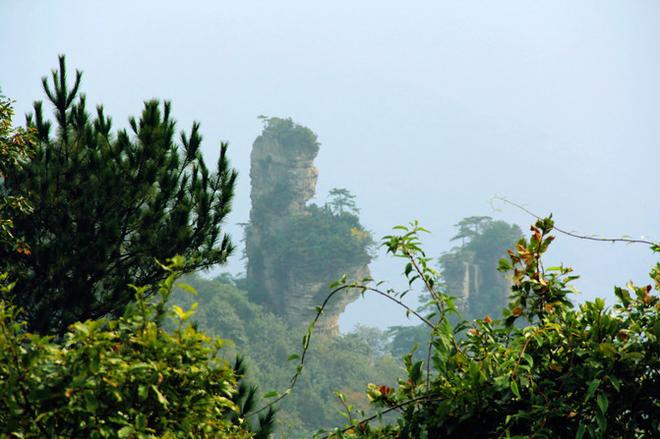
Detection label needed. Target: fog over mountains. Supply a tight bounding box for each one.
[2,0,658,330]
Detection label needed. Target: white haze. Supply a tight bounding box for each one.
[1,0,658,331]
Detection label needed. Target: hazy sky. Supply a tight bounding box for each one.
[2,1,658,331]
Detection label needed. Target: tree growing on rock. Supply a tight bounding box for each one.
[326,188,360,216]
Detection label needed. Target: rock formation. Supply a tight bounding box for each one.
[246,117,371,334]
[440,218,521,319]
[442,254,505,318]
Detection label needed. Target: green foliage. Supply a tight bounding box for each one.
[388,217,521,362]
[326,219,659,438]
[326,188,360,216]
[1,56,237,334]
[0,95,34,255]
[441,217,523,319]
[0,264,252,438]
[258,116,319,158]
[450,215,493,244]
[170,275,401,437]
[268,203,375,281]
[387,325,430,361]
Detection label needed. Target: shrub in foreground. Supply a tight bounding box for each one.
[0,261,253,438]
[321,218,658,438]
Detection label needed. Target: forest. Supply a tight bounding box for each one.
[0,54,657,438]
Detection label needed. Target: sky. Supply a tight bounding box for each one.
[2,0,658,331]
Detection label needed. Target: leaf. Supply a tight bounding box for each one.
[596,412,607,432]
[175,282,198,296]
[623,351,644,361]
[598,342,617,358]
[151,385,168,407]
[138,384,148,400]
[609,375,621,392]
[596,393,609,414]
[410,361,423,384]
[510,380,521,399]
[263,391,279,398]
[287,353,300,361]
[118,426,134,438]
[135,413,146,431]
[585,378,600,402]
[172,305,186,320]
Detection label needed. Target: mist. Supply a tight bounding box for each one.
[2,0,658,332]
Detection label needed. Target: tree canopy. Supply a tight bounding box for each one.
[1,56,237,334]
[168,274,400,438]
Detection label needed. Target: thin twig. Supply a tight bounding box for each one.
[492,196,657,246]
[248,281,433,417]
[319,394,442,438]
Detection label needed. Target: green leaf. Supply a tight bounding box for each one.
[118,426,134,438]
[598,342,617,358]
[585,378,600,402]
[410,361,423,384]
[172,305,186,320]
[609,375,621,392]
[138,384,148,400]
[596,393,609,414]
[596,412,607,432]
[263,391,279,398]
[510,379,521,399]
[151,385,168,407]
[175,282,198,296]
[623,351,644,361]
[135,413,146,431]
[287,353,300,361]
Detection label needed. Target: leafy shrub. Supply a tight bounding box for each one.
[322,218,659,438]
[0,95,34,256]
[0,262,253,438]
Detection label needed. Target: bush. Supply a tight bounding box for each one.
[0,261,252,438]
[325,218,659,438]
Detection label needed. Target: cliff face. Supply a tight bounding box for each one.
[246,118,370,334]
[440,219,522,320]
[442,254,508,319]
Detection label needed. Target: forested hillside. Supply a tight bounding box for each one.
[170,275,401,437]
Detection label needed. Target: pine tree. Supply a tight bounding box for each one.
[326,187,359,215]
[1,56,237,334]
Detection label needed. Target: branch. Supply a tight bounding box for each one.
[248,280,433,417]
[318,394,443,438]
[491,196,657,246]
